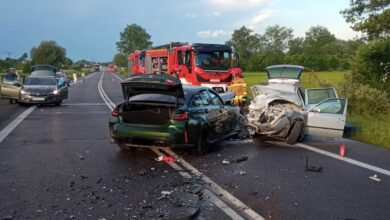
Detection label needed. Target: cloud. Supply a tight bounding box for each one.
[186,13,198,18]
[248,11,272,30]
[210,0,276,8]
[197,30,231,38]
[210,11,221,16]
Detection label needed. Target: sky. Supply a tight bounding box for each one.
[0,0,359,62]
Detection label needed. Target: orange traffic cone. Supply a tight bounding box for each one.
[339,143,346,158]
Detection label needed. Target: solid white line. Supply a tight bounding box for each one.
[98,72,116,108]
[296,143,390,176]
[152,148,245,220]
[62,103,106,106]
[163,148,265,220]
[97,73,114,111]
[0,106,36,144]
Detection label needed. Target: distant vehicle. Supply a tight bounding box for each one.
[246,65,348,144]
[107,64,115,73]
[19,76,68,106]
[0,74,23,104]
[94,64,101,71]
[109,74,247,155]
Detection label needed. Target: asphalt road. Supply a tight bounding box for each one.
[0,71,389,220]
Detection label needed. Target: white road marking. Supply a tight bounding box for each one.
[62,103,106,106]
[163,148,265,220]
[151,148,245,220]
[97,73,115,110]
[0,106,36,144]
[296,143,390,177]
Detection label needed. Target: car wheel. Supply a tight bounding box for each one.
[286,121,303,145]
[197,129,210,155]
[237,115,249,139]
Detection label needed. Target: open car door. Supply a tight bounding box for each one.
[305,98,348,138]
[304,87,338,109]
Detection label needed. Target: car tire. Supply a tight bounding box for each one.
[286,121,303,145]
[197,129,210,155]
[237,115,249,139]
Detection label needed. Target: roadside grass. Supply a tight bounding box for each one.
[348,113,390,148]
[243,70,390,148]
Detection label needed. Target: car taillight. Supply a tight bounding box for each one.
[165,79,177,86]
[173,112,188,121]
[111,108,119,117]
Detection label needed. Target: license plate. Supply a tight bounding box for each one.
[210,79,220,82]
[32,97,45,101]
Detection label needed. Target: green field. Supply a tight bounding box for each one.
[243,71,390,148]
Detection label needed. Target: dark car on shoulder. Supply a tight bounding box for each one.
[19,76,68,106]
[109,74,247,155]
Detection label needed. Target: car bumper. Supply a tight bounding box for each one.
[109,120,190,148]
[19,94,62,104]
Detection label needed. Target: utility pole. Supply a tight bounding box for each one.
[4,51,13,58]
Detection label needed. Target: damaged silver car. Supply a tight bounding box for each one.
[246,65,348,144]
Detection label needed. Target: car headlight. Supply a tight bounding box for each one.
[20,90,28,95]
[52,89,60,95]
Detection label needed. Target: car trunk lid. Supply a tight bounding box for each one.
[266,65,304,84]
[119,74,185,126]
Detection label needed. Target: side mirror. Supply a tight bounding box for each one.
[172,65,181,73]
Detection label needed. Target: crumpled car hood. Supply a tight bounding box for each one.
[246,85,305,137]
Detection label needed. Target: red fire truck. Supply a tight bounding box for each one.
[128,43,247,105]
[107,64,115,73]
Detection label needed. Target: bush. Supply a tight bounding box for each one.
[351,38,390,94]
[338,74,389,115]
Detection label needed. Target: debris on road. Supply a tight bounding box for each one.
[156,156,177,162]
[369,174,381,182]
[239,170,247,175]
[222,155,248,165]
[230,155,248,163]
[2,215,13,220]
[304,156,322,172]
[75,153,84,160]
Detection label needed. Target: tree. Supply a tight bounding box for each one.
[116,24,152,55]
[113,53,127,67]
[30,41,67,68]
[263,25,294,52]
[226,26,263,70]
[341,0,390,40]
[351,38,390,93]
[302,26,338,70]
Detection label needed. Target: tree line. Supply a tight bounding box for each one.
[226,25,364,72]
[0,41,90,74]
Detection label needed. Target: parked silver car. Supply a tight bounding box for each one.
[246,65,348,144]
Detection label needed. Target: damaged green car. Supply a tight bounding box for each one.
[109,74,246,155]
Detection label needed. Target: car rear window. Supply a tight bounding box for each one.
[31,70,56,77]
